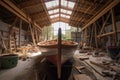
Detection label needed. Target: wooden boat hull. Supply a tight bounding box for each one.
[39,45,77,65]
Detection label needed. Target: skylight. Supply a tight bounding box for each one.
[45,1,58,9]
[66,10,72,15]
[68,2,75,9]
[45,0,75,22]
[50,14,59,18]
[61,9,72,15]
[48,9,59,14]
[61,14,70,18]
[61,0,75,9]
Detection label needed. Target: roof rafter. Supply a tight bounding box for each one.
[19,0,54,9]
[49,12,71,16]
[51,17,69,23]
[0,0,42,31]
[48,6,95,15]
[81,0,120,31]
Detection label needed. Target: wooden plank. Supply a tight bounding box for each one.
[81,0,120,31]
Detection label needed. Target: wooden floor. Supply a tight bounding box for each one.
[1,50,117,80]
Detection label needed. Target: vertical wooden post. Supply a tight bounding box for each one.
[111,8,117,46]
[38,32,40,42]
[19,19,22,47]
[29,23,36,46]
[90,26,94,47]
[94,22,98,48]
[35,28,38,43]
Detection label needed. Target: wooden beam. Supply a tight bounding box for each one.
[44,0,54,2]
[0,0,42,31]
[41,0,51,23]
[48,6,94,15]
[111,8,117,45]
[51,17,69,23]
[97,32,114,38]
[20,2,42,9]
[19,0,53,8]
[67,0,98,6]
[49,12,71,16]
[31,12,46,18]
[81,0,120,31]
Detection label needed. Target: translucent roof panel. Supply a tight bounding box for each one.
[61,0,67,7]
[68,2,75,9]
[61,14,70,18]
[61,9,67,13]
[61,0,75,9]
[66,10,72,15]
[45,1,59,9]
[61,9,72,15]
[50,14,59,18]
[48,9,59,14]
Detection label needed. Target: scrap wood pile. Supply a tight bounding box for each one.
[16,44,40,60]
[1,44,40,61]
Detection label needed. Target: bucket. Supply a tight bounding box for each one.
[0,54,18,69]
[107,46,119,60]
